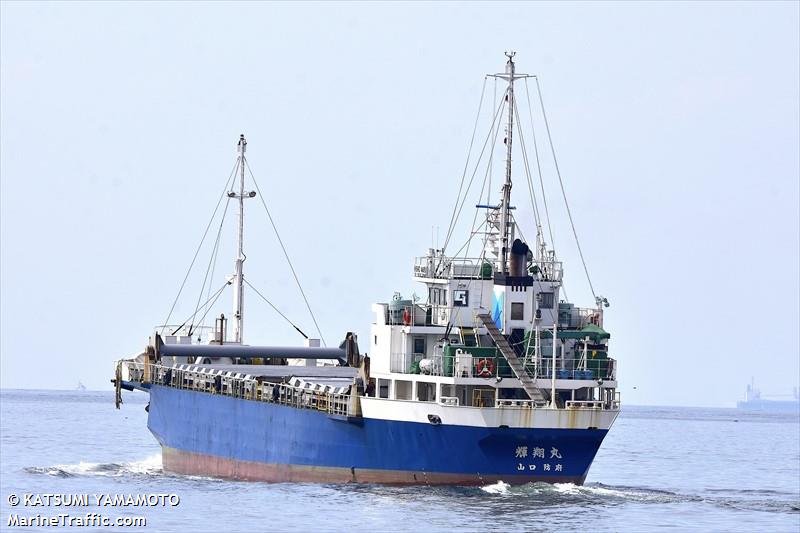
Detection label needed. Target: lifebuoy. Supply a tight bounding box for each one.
[476,359,495,377]
[402,309,411,325]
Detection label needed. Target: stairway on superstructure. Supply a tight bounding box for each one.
[476,313,549,407]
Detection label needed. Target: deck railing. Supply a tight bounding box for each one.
[390,353,616,381]
[566,391,621,410]
[413,256,564,282]
[153,325,215,342]
[122,362,352,417]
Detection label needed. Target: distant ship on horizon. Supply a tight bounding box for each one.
[737,379,799,414]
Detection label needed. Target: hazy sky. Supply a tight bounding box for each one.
[1,1,798,407]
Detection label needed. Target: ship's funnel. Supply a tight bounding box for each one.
[510,239,529,277]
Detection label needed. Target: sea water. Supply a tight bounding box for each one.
[0,390,797,532]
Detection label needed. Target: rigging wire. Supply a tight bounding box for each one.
[515,101,569,302]
[523,79,557,254]
[441,77,488,259]
[244,159,327,346]
[444,105,505,329]
[439,95,508,267]
[515,221,570,346]
[449,217,489,259]
[448,219,488,334]
[191,281,231,333]
[522,78,571,301]
[445,86,519,329]
[244,278,309,340]
[196,205,227,338]
[486,76,498,205]
[534,77,597,300]
[169,281,230,336]
[446,131,498,330]
[463,103,507,260]
[446,163,494,329]
[160,159,239,335]
[440,88,508,261]
[513,102,544,234]
[189,192,232,335]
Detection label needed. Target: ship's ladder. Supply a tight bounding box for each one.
[476,313,549,407]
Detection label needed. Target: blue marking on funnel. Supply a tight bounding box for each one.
[492,291,504,330]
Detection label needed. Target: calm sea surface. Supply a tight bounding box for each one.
[0,389,798,532]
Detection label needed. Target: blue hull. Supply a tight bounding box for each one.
[147,385,608,485]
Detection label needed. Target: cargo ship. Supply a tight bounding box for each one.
[114,53,620,485]
[737,379,799,414]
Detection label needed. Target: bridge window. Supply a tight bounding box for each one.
[413,337,426,355]
[429,288,448,305]
[511,302,524,320]
[539,292,554,309]
[378,379,389,399]
[395,380,412,400]
[417,382,436,402]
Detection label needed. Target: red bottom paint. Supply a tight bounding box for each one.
[162,447,586,486]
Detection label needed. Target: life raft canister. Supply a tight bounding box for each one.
[476,358,495,377]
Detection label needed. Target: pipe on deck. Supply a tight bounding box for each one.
[159,343,346,361]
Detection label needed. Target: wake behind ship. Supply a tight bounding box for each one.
[114,53,621,485]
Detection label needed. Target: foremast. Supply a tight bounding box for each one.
[229,134,256,343]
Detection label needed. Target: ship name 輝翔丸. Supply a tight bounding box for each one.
[514,446,562,459]
[514,446,564,472]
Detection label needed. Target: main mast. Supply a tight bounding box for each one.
[499,51,516,274]
[229,134,256,343]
